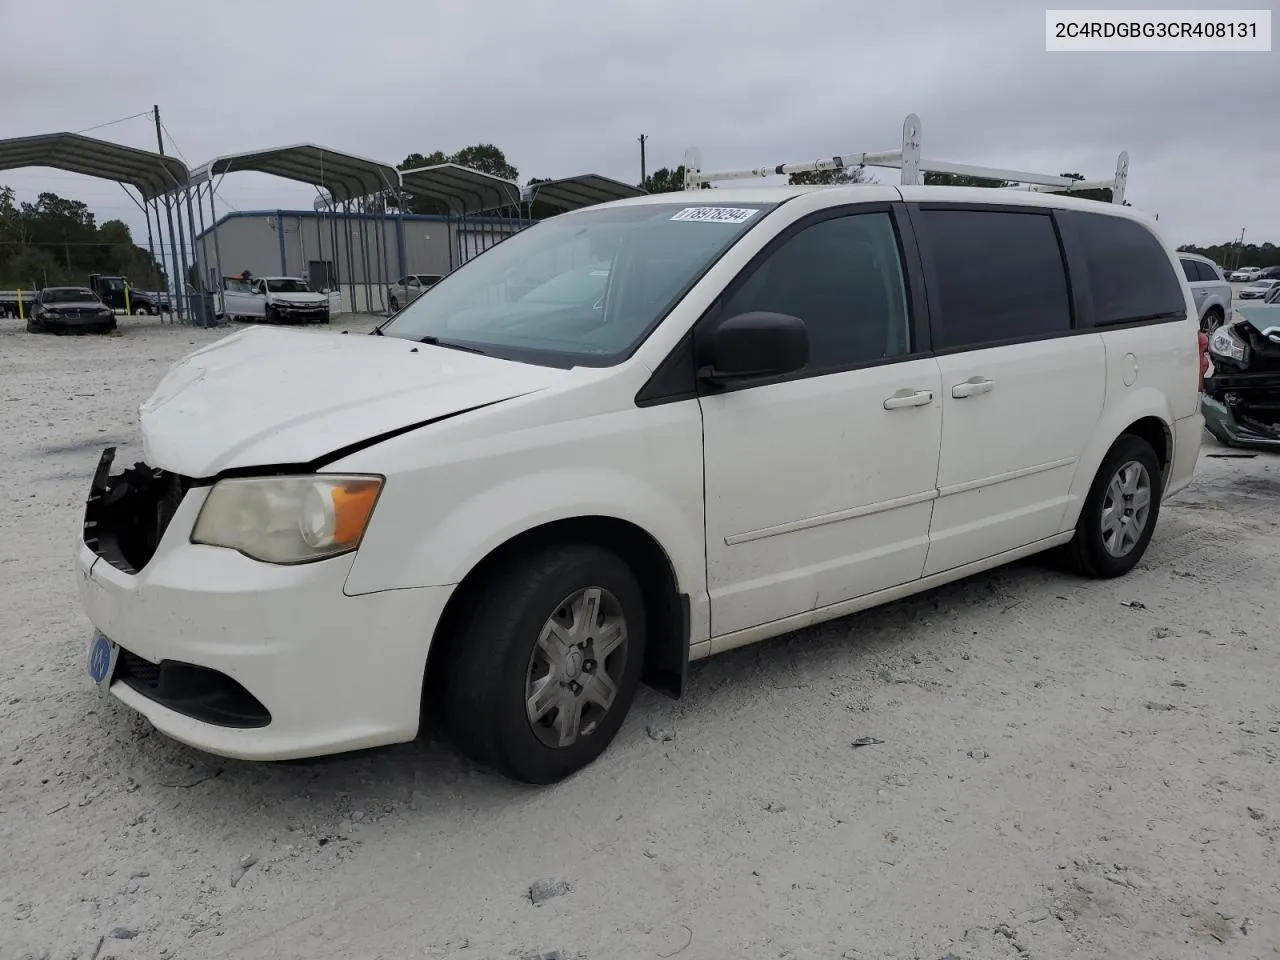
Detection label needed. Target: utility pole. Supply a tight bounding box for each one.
[637,134,647,188]
[154,105,184,321]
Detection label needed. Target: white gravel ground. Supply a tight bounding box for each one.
[1,312,1278,960]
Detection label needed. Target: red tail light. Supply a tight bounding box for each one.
[1197,331,1209,392]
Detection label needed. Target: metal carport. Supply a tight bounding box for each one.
[189,144,402,314]
[525,174,647,213]
[0,131,194,322]
[398,163,525,270]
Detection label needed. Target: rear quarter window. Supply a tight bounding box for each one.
[1066,211,1186,325]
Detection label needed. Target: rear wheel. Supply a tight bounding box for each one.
[1057,434,1162,578]
[1201,307,1224,333]
[435,544,646,784]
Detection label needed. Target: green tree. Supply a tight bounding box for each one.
[398,150,449,171]
[788,164,870,186]
[923,171,1013,188]
[0,185,167,288]
[450,144,518,181]
[1179,240,1279,272]
[643,166,688,193]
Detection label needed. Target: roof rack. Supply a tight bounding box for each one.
[682,114,1128,205]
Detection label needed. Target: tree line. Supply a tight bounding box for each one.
[0,186,167,290]
[1176,241,1280,271]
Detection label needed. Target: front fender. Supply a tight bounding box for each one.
[337,399,708,606]
[344,466,705,600]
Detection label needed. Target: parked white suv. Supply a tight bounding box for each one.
[77,185,1203,783]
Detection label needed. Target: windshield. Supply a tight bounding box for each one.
[265,278,313,293]
[43,288,98,304]
[380,202,776,366]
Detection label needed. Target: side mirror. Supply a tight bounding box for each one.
[698,311,809,388]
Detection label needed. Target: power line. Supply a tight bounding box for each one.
[73,110,154,136]
[158,118,189,164]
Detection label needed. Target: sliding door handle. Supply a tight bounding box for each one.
[883,388,934,410]
[952,377,994,399]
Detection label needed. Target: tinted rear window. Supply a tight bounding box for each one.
[1068,211,1185,324]
[917,208,1072,350]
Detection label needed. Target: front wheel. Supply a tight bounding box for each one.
[133,304,152,316]
[435,544,647,784]
[1057,434,1163,578]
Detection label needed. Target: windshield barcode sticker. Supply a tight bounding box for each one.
[670,207,758,224]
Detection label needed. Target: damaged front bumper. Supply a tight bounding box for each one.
[77,447,451,761]
[1202,373,1280,450]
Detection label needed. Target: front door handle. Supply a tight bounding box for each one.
[883,388,934,410]
[952,377,994,399]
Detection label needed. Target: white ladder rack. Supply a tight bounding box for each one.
[682,114,1128,205]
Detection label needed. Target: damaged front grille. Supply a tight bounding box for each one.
[84,447,193,574]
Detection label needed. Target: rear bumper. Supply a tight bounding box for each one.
[76,490,454,760]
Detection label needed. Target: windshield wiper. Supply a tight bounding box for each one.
[417,335,486,355]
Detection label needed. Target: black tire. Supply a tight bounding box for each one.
[1057,434,1163,579]
[389,296,400,313]
[435,543,647,784]
[265,306,278,324]
[133,305,152,316]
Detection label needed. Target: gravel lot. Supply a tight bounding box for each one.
[2,311,1278,960]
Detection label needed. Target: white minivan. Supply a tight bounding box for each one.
[78,184,1204,783]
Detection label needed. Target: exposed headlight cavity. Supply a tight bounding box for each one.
[192,474,383,564]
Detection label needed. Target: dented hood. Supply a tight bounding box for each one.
[138,326,565,477]
[1237,304,1280,341]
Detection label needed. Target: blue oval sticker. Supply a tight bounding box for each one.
[88,634,114,684]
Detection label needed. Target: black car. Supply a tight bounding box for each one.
[27,287,117,335]
[1259,266,1280,281]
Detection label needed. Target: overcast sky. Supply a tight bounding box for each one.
[1,0,1276,255]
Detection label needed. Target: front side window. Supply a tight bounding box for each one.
[1066,211,1185,324]
[918,208,1072,349]
[380,202,776,366]
[716,212,912,370]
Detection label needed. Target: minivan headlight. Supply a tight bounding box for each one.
[192,475,383,564]
[1208,325,1247,364]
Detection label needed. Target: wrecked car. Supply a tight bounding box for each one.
[1202,299,1280,449]
[76,185,1202,785]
